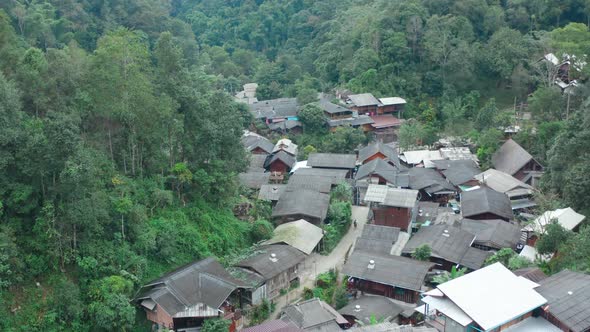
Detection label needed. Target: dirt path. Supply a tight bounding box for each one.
[271,206,370,315]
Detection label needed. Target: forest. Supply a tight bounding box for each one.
[1,0,590,330]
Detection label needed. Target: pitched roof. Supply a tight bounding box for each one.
[492,139,537,175]
[327,115,374,127]
[473,169,533,198]
[292,168,348,184]
[434,160,480,187]
[318,99,352,114]
[273,138,298,156]
[524,207,586,233]
[439,147,478,162]
[258,184,286,201]
[402,225,482,268]
[378,97,407,106]
[458,247,493,270]
[242,320,304,332]
[263,219,324,255]
[408,168,456,195]
[430,263,547,331]
[348,93,380,107]
[355,159,408,187]
[242,132,275,154]
[361,224,400,243]
[307,153,356,169]
[268,120,302,131]
[401,150,443,165]
[272,189,330,221]
[249,98,300,119]
[239,172,270,189]
[282,298,348,331]
[338,295,405,324]
[342,251,433,291]
[235,245,306,280]
[363,184,418,208]
[249,154,269,172]
[513,267,547,283]
[461,186,514,220]
[135,257,244,317]
[265,151,297,170]
[358,142,400,166]
[459,218,522,250]
[286,174,332,194]
[536,270,590,332]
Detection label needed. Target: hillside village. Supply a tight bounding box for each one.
[134,84,589,332]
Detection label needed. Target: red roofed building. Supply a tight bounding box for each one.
[369,115,404,142]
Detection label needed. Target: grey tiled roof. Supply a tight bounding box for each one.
[327,116,374,127]
[258,184,286,201]
[318,99,352,114]
[458,218,522,250]
[249,154,269,172]
[513,267,547,283]
[286,174,333,193]
[272,189,330,221]
[250,98,300,119]
[235,245,306,280]
[282,298,348,331]
[338,295,405,324]
[342,251,432,291]
[358,142,401,167]
[361,224,400,243]
[135,257,244,316]
[355,158,408,187]
[292,168,348,184]
[458,247,493,270]
[308,153,356,169]
[492,139,537,175]
[536,270,590,332]
[402,225,476,266]
[434,160,481,186]
[242,134,275,154]
[242,320,304,332]
[265,151,297,169]
[408,168,455,195]
[239,172,270,189]
[461,187,514,220]
[348,93,380,107]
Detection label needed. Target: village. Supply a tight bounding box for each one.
[132,83,589,332]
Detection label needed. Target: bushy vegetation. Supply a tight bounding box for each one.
[248,299,276,326]
[322,201,352,254]
[303,270,348,309]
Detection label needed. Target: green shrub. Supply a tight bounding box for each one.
[250,219,274,242]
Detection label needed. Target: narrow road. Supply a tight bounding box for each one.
[271,206,369,314]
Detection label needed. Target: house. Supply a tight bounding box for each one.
[536,269,590,332]
[258,184,286,202]
[249,98,300,123]
[492,139,543,185]
[272,189,330,225]
[458,218,522,251]
[235,245,306,302]
[353,224,401,255]
[338,295,407,325]
[401,150,443,167]
[291,167,349,187]
[327,115,375,132]
[419,262,550,332]
[307,153,357,177]
[523,207,586,235]
[343,250,433,303]
[378,97,406,116]
[273,138,298,156]
[355,158,409,189]
[134,257,246,331]
[239,172,270,190]
[242,131,274,155]
[408,168,456,203]
[363,184,418,232]
[432,160,480,188]
[286,174,333,194]
[402,224,491,271]
[460,187,514,221]
[471,168,535,202]
[235,83,258,105]
[268,119,302,134]
[264,150,297,174]
[415,202,456,227]
[513,267,547,283]
[369,115,404,142]
[358,142,401,166]
[242,320,303,332]
[347,93,381,115]
[438,147,478,163]
[319,99,353,119]
[281,298,350,331]
[263,219,324,255]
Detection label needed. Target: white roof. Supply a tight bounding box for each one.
[474,169,533,198]
[518,245,553,263]
[503,317,562,332]
[401,150,443,165]
[524,207,586,233]
[273,138,298,155]
[363,184,418,208]
[379,97,407,105]
[439,147,478,162]
[422,295,473,326]
[290,160,309,174]
[436,263,547,331]
[544,53,560,65]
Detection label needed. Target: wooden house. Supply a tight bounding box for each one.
[377,97,406,116]
[235,245,306,302]
[408,168,456,203]
[307,153,356,178]
[492,139,544,186]
[458,218,522,251]
[271,189,330,225]
[347,93,381,115]
[342,250,433,303]
[402,224,491,271]
[363,184,418,232]
[264,151,296,174]
[460,186,514,221]
[133,257,246,331]
[357,141,401,166]
[242,131,274,155]
[318,99,353,119]
[281,298,350,331]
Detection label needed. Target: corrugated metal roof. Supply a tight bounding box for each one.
[461,186,513,220]
[263,219,324,255]
[348,93,380,107]
[492,139,538,176]
[308,153,356,169]
[236,245,306,280]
